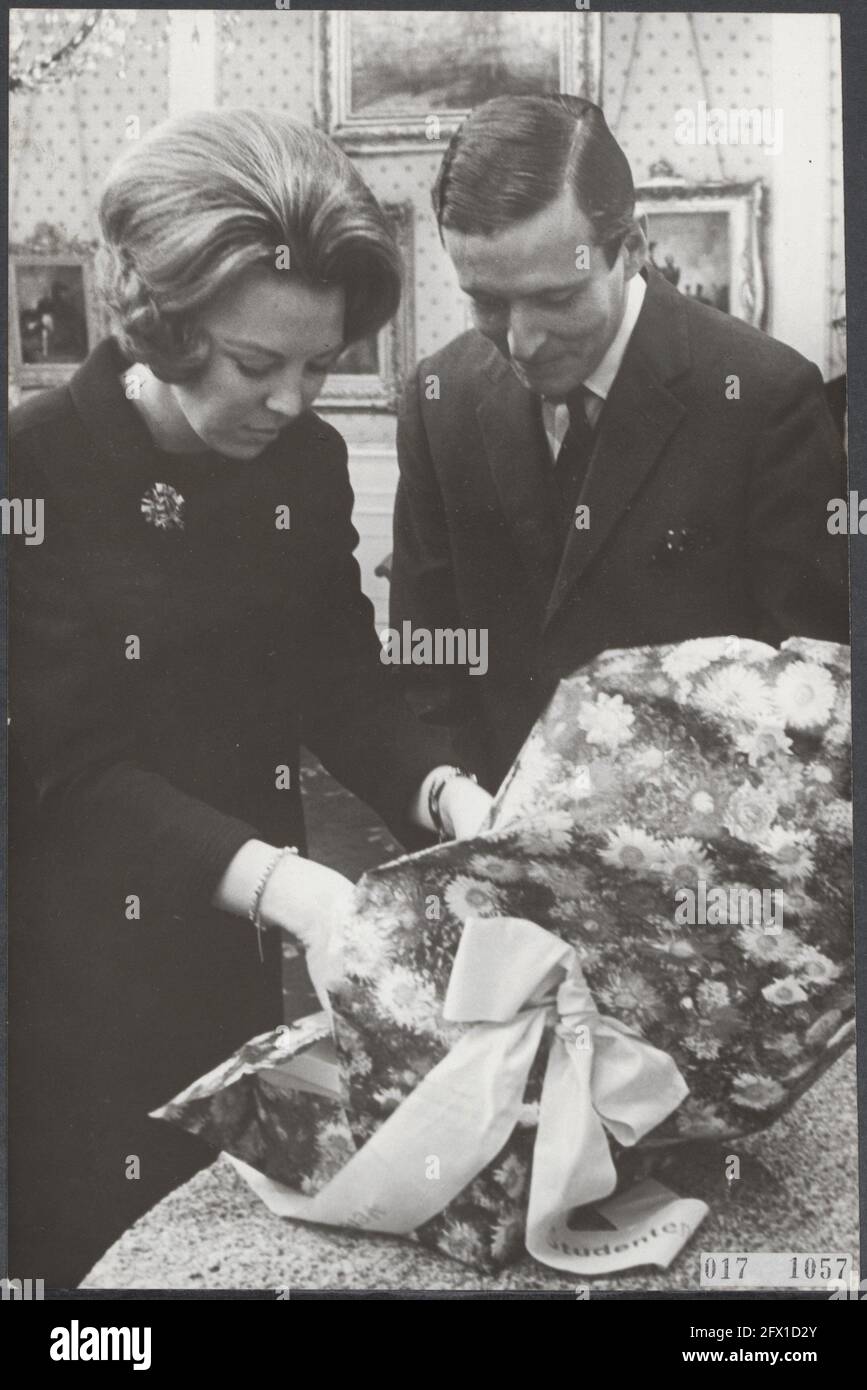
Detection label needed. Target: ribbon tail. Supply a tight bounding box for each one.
[525,1033,619,1263]
[525,1024,701,1276]
[233,1009,548,1237]
[528,1176,710,1276]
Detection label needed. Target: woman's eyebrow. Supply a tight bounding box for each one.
[221,336,285,358]
[221,335,346,359]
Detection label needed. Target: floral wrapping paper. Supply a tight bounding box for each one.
[153,1013,353,1194]
[157,635,854,1272]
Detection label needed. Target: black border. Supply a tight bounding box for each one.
[2,0,864,1308]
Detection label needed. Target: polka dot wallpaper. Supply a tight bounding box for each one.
[10,9,845,377]
[215,10,468,363]
[10,9,170,243]
[217,8,316,119]
[602,11,775,183]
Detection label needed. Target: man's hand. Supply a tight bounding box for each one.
[438,776,495,840]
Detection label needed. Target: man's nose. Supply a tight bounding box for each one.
[265,367,305,419]
[507,303,547,363]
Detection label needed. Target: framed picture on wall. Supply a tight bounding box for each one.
[316,10,602,150]
[317,201,415,412]
[9,224,103,390]
[636,178,767,329]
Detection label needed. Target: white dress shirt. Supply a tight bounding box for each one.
[541,272,647,459]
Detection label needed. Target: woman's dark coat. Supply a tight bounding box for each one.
[7,338,450,1287]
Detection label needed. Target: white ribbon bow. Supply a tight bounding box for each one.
[229,916,705,1272]
[442,918,690,1262]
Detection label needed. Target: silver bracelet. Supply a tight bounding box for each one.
[249,846,299,962]
[428,765,479,842]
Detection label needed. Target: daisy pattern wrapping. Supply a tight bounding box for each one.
[155,635,853,1273]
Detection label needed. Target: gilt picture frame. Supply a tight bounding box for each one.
[636,178,767,330]
[316,10,602,151]
[317,201,415,412]
[9,224,104,390]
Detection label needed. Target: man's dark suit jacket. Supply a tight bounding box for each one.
[391,268,849,790]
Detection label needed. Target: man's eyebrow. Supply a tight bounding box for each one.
[464,278,587,298]
[531,280,588,296]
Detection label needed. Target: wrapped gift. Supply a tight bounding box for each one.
[156,636,853,1273]
[153,1012,354,1192]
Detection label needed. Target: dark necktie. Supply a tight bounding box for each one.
[553,387,595,528]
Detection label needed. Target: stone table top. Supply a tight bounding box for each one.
[82,1051,859,1294]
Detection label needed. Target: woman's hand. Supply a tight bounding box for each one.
[259,855,353,1001]
[438,776,495,840]
[260,855,353,946]
[212,840,353,998]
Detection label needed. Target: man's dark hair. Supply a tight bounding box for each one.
[432,94,635,268]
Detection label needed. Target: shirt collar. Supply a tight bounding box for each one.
[539,272,648,456]
[582,271,647,402]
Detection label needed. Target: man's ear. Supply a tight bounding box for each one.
[622,214,649,280]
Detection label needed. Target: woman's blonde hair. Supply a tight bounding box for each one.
[97,107,402,380]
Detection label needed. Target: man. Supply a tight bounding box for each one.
[390,94,848,791]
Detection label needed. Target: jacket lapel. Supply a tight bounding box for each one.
[476,356,561,602]
[543,270,691,630]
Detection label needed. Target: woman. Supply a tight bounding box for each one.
[7,108,491,1288]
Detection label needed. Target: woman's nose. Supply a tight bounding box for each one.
[264,369,305,419]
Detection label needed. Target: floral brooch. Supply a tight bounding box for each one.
[141,482,185,532]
